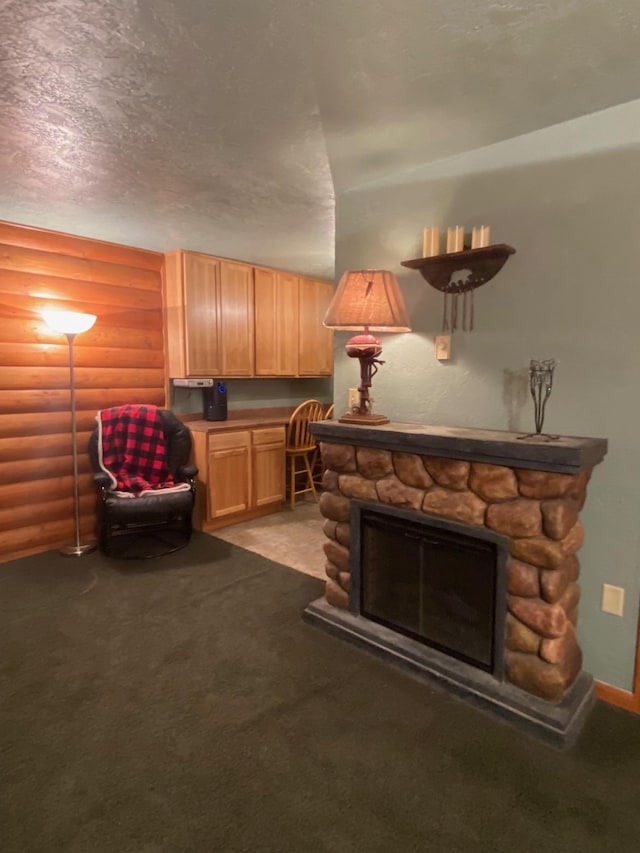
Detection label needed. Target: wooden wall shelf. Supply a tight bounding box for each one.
[401,244,516,293]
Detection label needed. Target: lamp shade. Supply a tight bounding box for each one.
[42,310,97,335]
[323,269,411,332]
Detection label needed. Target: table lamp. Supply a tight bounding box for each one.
[323,270,411,425]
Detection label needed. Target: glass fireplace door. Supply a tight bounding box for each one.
[361,511,498,672]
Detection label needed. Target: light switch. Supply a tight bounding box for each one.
[435,335,451,361]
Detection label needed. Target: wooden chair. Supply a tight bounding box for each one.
[285,399,325,508]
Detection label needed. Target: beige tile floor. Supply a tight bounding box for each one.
[209,497,327,580]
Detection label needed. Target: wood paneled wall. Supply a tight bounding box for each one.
[0,220,166,562]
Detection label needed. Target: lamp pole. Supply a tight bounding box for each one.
[63,330,95,556]
[42,311,97,556]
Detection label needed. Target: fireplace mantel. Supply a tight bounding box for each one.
[306,419,608,747]
[310,421,607,474]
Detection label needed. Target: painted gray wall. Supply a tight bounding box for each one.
[334,100,640,690]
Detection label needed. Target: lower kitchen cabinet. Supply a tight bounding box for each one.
[207,430,251,519]
[191,425,286,531]
[252,427,287,507]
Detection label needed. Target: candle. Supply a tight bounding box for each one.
[446,226,464,253]
[471,225,491,248]
[422,226,440,257]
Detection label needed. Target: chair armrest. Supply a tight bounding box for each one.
[178,464,199,479]
[93,472,112,490]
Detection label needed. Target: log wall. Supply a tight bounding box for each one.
[0,220,166,562]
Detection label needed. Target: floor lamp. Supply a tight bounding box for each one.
[42,310,97,556]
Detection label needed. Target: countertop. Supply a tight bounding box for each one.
[184,407,293,434]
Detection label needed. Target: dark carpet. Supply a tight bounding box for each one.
[1,533,639,853]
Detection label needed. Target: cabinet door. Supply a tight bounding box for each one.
[298,278,334,376]
[254,267,299,376]
[183,252,221,376]
[252,427,285,507]
[207,431,251,518]
[163,251,221,377]
[219,260,255,376]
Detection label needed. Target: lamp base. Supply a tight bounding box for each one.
[60,542,97,557]
[338,411,390,426]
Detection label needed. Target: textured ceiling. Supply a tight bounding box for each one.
[1,0,640,275]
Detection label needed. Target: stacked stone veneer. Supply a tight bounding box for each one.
[318,441,593,704]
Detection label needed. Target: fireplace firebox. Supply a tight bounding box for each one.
[354,503,507,675]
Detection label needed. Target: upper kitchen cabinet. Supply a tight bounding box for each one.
[164,250,254,378]
[164,250,333,379]
[219,259,255,376]
[298,277,334,376]
[254,266,299,376]
[254,270,334,377]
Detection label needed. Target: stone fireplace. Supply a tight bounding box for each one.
[305,421,607,747]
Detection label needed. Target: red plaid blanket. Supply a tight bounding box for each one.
[97,404,177,495]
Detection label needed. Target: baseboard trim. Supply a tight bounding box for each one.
[595,680,639,714]
[200,502,284,532]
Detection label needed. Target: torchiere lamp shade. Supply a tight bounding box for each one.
[323,270,411,425]
[41,310,97,335]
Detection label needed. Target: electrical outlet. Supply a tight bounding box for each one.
[348,388,359,410]
[602,584,625,616]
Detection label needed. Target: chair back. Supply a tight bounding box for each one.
[286,399,325,451]
[324,403,335,420]
[88,407,192,479]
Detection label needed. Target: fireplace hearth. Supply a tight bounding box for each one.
[304,421,607,748]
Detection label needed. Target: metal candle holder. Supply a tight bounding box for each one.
[519,358,559,441]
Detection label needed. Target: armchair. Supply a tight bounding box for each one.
[88,405,198,558]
